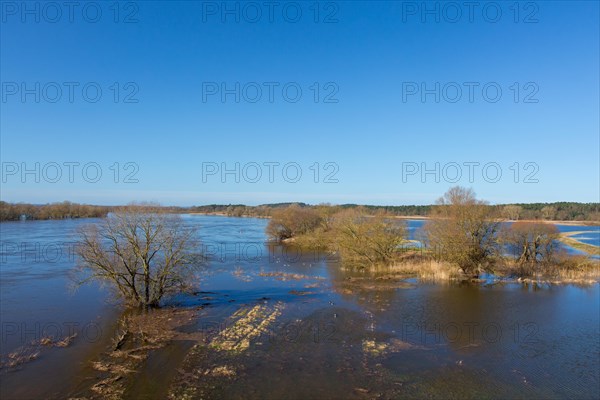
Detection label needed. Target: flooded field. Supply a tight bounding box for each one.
[1,216,599,399]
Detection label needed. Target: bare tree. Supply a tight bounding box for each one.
[76,205,199,308]
[502,205,522,221]
[501,221,560,275]
[541,206,557,220]
[424,187,500,277]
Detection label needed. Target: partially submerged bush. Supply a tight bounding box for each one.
[500,221,560,276]
[266,204,324,241]
[424,187,500,277]
[331,209,406,266]
[265,205,407,266]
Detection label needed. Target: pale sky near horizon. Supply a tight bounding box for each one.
[1,1,599,206]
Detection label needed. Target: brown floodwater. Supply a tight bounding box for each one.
[1,216,598,399]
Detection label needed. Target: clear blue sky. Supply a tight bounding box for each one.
[1,1,598,206]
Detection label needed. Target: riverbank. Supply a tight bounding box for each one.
[558,231,600,255]
[518,219,600,226]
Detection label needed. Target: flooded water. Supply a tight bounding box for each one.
[553,223,599,258]
[1,216,599,399]
[555,224,600,247]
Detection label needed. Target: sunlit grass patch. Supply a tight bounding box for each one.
[210,302,284,353]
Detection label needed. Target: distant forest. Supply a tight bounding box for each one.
[1,201,599,222]
[188,202,600,222]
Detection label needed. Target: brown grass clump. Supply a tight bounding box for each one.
[538,254,599,284]
[204,365,236,377]
[232,267,253,282]
[36,333,78,347]
[341,252,461,282]
[387,259,460,282]
[492,253,600,285]
[0,333,78,370]
[1,347,41,369]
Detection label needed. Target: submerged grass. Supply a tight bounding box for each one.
[0,333,78,371]
[210,302,284,353]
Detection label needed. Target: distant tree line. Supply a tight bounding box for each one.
[341,202,600,221]
[192,202,599,222]
[2,200,598,222]
[0,201,110,221]
[495,202,600,221]
[188,204,276,217]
